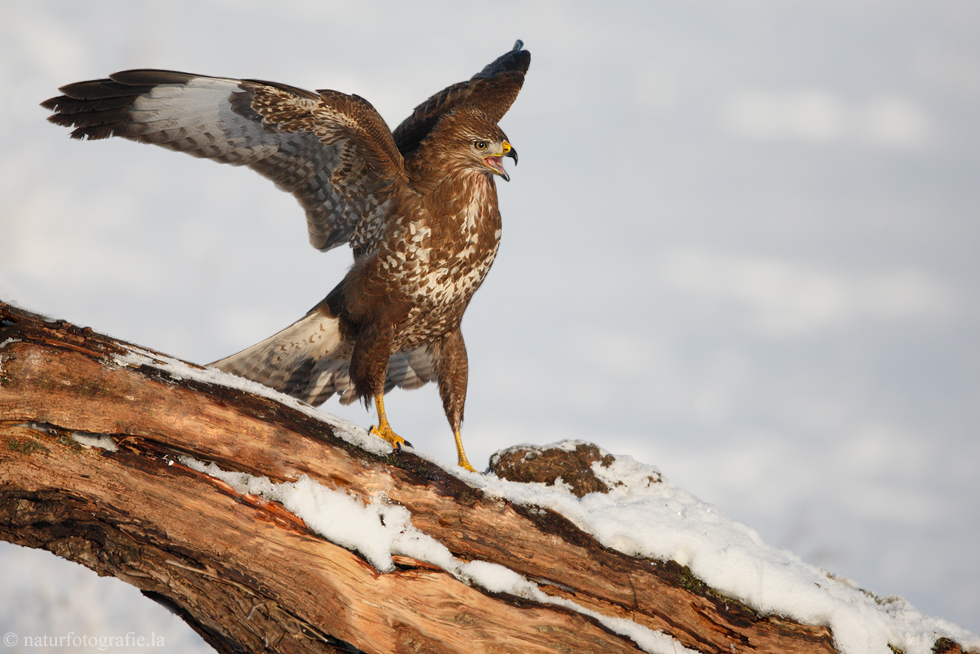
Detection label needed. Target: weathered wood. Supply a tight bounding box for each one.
[0,300,959,654]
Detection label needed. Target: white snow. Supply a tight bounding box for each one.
[179,456,693,654]
[180,458,409,571]
[118,344,979,654]
[0,337,21,378]
[465,443,980,654]
[0,337,22,350]
[71,432,118,451]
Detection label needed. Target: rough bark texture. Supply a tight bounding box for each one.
[0,301,969,654]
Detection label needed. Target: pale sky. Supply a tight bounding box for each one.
[2,0,978,641]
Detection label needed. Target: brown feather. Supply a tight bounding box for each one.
[392,41,529,156]
[42,43,529,463]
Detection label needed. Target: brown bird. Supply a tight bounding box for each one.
[41,41,530,471]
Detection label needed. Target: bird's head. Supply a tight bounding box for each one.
[423,106,518,183]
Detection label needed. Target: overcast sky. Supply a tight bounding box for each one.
[2,0,978,644]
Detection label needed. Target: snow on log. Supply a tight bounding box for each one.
[0,300,977,654]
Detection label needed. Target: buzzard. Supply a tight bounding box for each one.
[42,41,530,472]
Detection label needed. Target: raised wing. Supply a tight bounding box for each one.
[41,70,405,252]
[392,40,530,156]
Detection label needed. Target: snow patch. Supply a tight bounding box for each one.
[181,457,412,571]
[458,442,979,654]
[181,456,692,654]
[0,337,22,350]
[71,432,118,451]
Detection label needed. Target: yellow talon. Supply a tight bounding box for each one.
[370,395,407,449]
[371,394,476,472]
[370,422,407,449]
[454,430,477,473]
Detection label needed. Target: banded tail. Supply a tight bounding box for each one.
[211,307,440,407]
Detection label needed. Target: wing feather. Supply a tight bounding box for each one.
[42,70,404,252]
[392,40,530,155]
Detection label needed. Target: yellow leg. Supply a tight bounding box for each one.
[369,395,407,449]
[454,430,477,473]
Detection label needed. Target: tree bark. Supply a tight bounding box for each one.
[0,301,966,654]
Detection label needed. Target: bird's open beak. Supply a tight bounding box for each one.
[483,141,517,182]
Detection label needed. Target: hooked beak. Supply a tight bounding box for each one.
[483,141,518,182]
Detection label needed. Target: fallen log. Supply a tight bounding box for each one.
[0,301,973,654]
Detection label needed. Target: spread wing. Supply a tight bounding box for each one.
[41,70,404,252]
[392,40,530,156]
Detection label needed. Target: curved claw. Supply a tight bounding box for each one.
[454,430,478,473]
[370,394,411,450]
[370,423,409,449]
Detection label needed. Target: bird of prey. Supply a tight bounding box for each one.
[42,41,530,471]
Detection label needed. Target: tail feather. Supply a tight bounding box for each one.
[210,308,355,405]
[383,345,439,392]
[211,309,443,407]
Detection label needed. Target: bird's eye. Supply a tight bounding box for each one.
[474,140,488,151]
